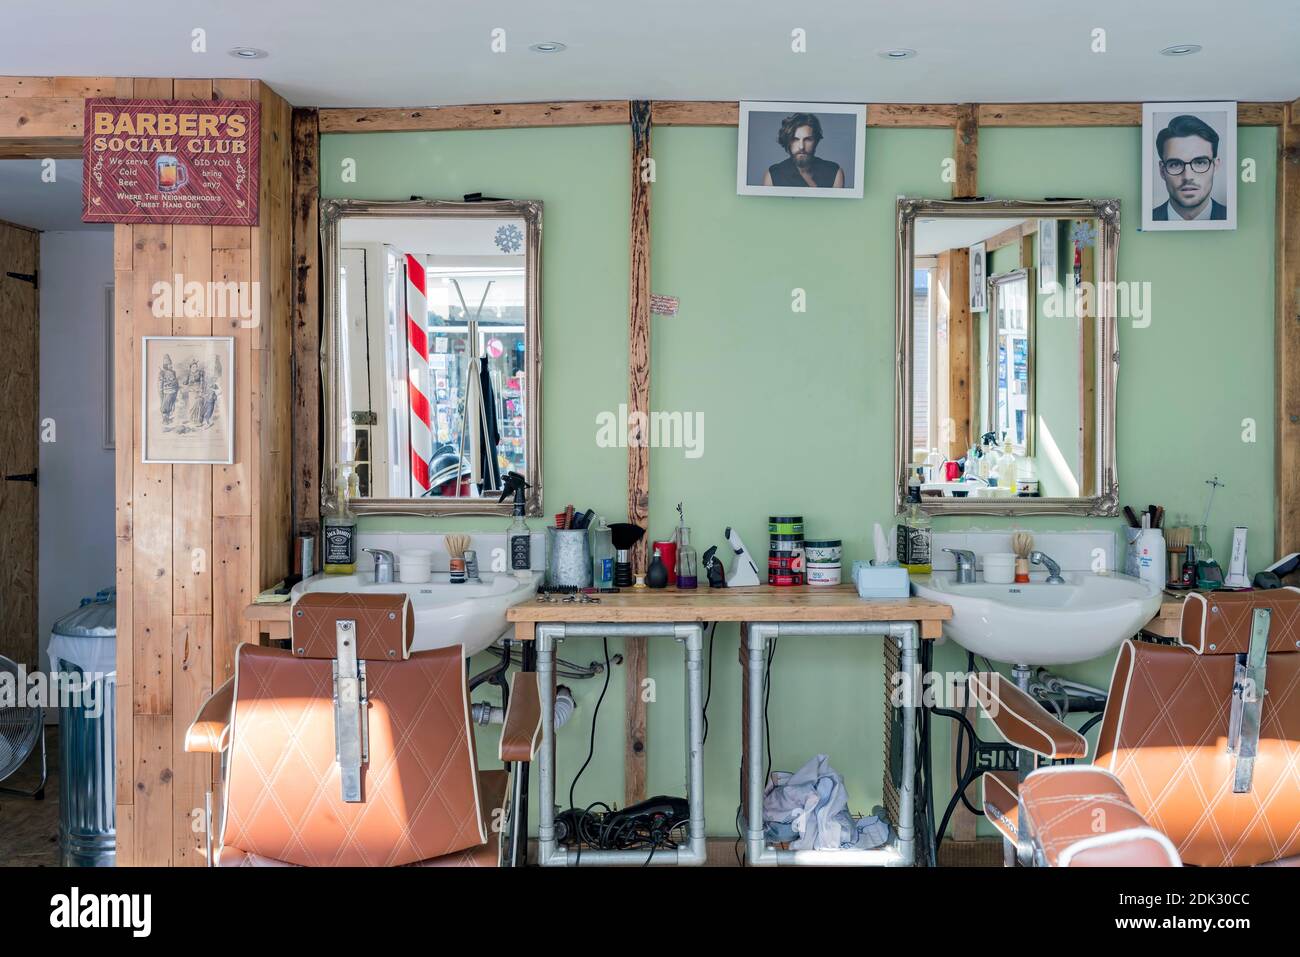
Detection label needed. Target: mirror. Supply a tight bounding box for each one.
[321,199,542,515]
[896,198,1120,515]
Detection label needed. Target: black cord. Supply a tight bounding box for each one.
[764,636,779,784]
[568,638,611,867]
[702,621,716,744]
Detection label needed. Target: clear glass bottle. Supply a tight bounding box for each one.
[897,502,933,574]
[676,525,698,589]
[1192,524,1222,589]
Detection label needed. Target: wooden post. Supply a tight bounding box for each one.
[948,104,979,843]
[954,104,979,198]
[624,100,652,806]
[947,249,973,456]
[291,109,321,557]
[1277,101,1300,555]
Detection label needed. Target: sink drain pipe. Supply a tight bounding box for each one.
[472,687,574,729]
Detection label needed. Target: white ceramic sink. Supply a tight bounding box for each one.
[911,571,1162,666]
[290,571,541,657]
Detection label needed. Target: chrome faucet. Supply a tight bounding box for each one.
[1029,550,1065,584]
[944,548,977,584]
[363,547,396,584]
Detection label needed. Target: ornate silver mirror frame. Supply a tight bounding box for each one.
[320,198,543,516]
[895,197,1120,516]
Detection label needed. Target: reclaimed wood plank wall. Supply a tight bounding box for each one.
[105,77,293,866]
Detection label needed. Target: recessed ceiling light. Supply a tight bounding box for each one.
[227,46,269,60]
[878,48,917,60]
[1159,43,1202,56]
[529,41,567,54]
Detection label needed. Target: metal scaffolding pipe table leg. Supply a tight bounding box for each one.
[743,619,922,866]
[534,621,707,866]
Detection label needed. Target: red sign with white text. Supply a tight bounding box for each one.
[82,98,260,225]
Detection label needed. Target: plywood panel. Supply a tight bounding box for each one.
[0,220,39,667]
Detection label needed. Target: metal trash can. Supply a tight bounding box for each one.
[47,589,116,867]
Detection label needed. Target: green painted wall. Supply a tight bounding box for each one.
[320,122,1277,837]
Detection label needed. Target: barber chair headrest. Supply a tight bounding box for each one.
[290,592,414,660]
[1179,588,1300,655]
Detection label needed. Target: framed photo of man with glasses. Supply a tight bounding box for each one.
[1142,101,1237,231]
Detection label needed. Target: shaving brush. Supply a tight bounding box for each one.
[446,533,472,583]
[1011,531,1033,583]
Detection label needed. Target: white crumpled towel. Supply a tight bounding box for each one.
[762,754,891,851]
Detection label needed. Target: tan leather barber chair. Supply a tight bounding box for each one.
[971,589,1300,867]
[184,592,541,866]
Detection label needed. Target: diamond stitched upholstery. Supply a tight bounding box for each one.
[290,592,414,660]
[1019,767,1176,867]
[1179,588,1300,655]
[1095,638,1300,867]
[218,771,507,867]
[220,643,486,867]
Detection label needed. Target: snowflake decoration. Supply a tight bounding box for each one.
[494,224,523,254]
[1071,221,1098,248]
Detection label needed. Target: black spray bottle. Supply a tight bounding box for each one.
[498,472,532,578]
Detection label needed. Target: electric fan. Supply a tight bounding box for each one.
[0,655,45,799]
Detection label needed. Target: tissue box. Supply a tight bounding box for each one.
[852,561,910,599]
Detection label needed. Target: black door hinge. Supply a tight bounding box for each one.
[5,470,37,487]
[5,271,37,288]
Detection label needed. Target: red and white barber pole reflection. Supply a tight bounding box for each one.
[405,253,432,494]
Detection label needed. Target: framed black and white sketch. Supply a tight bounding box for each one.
[1142,101,1237,231]
[969,241,987,313]
[141,336,234,464]
[1036,219,1058,293]
[736,101,866,199]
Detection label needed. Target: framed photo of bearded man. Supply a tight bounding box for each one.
[737,102,866,199]
[1142,101,1237,231]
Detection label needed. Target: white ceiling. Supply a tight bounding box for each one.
[915,218,1026,256]
[0,161,107,232]
[4,1,1298,108]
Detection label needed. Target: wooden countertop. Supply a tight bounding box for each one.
[508,584,952,639]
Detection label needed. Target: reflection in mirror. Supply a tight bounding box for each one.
[897,199,1119,515]
[322,200,542,515]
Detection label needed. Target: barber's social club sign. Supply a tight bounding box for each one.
[82,98,259,226]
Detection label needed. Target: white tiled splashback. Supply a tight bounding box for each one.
[356,531,547,572]
[931,530,1117,573]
